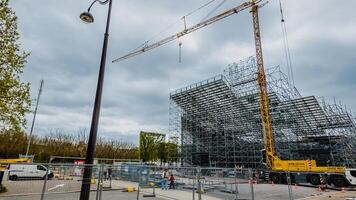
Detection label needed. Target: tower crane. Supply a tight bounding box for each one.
[112,1,256,63]
[112,0,356,187]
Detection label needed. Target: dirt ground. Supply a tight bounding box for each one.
[298,191,356,200]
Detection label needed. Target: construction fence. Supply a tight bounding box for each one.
[0,163,317,200]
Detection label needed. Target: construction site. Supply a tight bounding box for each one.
[2,0,356,199]
[169,56,356,169]
[111,0,356,189]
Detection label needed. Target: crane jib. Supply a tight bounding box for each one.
[112,2,255,63]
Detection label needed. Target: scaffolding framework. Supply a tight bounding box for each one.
[169,57,356,168]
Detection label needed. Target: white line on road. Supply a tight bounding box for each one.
[48,183,65,191]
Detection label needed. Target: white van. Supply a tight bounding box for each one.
[8,164,53,181]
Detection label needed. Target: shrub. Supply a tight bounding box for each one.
[0,185,7,193]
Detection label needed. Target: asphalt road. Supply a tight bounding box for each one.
[0,190,164,200]
[0,178,345,200]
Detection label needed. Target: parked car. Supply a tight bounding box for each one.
[8,164,53,181]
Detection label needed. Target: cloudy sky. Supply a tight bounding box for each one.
[9,0,356,144]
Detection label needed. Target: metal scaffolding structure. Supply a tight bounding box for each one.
[169,57,356,168]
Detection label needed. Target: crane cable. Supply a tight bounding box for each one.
[113,1,259,63]
[131,0,219,53]
[279,0,295,87]
[179,0,227,63]
[200,0,228,22]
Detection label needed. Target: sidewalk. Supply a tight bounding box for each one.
[106,180,221,200]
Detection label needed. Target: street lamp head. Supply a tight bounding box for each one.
[80,12,94,23]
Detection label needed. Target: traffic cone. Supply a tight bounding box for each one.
[317,186,321,192]
[271,181,275,186]
[341,187,346,193]
[294,184,298,190]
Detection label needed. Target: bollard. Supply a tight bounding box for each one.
[109,165,112,188]
[286,172,294,200]
[249,178,255,200]
[40,164,50,200]
[153,167,156,196]
[99,165,104,200]
[136,166,141,200]
[96,165,102,200]
[234,167,239,200]
[192,174,195,200]
[197,166,202,200]
[248,168,255,200]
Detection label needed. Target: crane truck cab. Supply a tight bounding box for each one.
[345,168,356,186]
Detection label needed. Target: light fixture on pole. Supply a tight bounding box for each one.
[78,0,113,199]
[80,12,94,23]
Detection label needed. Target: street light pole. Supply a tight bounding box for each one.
[79,0,113,199]
[26,79,44,156]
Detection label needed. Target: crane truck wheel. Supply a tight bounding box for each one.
[270,173,280,184]
[330,175,348,187]
[307,174,320,186]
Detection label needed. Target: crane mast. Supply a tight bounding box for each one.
[250,1,276,169]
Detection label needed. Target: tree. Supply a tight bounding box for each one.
[139,131,165,163]
[165,142,179,164]
[157,142,166,166]
[0,128,139,161]
[0,0,31,132]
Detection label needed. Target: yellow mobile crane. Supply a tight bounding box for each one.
[250,1,356,187]
[112,0,356,187]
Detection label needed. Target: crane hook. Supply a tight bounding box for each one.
[178,42,182,63]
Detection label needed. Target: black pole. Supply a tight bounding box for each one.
[79,0,112,199]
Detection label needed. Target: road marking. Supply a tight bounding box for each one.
[48,184,65,191]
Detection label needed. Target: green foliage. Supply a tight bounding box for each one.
[165,142,179,163]
[139,131,165,163]
[139,131,180,164]
[0,129,27,158]
[0,184,7,193]
[0,0,31,131]
[0,129,138,162]
[157,142,166,165]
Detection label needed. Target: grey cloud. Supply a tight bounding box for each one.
[11,0,356,144]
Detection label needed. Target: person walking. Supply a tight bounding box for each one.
[103,169,107,181]
[161,169,168,190]
[169,174,175,189]
[107,167,112,181]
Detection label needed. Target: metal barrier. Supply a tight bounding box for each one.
[0,163,326,200]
